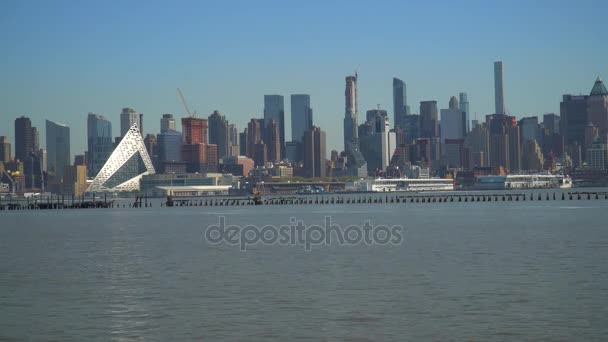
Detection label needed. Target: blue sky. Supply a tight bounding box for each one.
[1,0,606,157]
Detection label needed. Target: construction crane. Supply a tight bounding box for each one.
[177,88,195,117]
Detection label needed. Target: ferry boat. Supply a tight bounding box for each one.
[473,174,572,190]
[359,177,455,192]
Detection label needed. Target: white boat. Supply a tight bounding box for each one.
[474,174,572,190]
[359,177,454,192]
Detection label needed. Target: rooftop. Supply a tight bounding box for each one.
[590,76,608,96]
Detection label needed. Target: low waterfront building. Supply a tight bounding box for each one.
[140,173,216,194]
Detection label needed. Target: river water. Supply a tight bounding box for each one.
[1,193,608,341]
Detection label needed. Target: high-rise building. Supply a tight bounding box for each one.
[181,117,208,145]
[0,136,11,163]
[246,119,264,159]
[366,109,388,124]
[266,120,281,162]
[344,74,358,151]
[465,122,489,167]
[14,116,34,162]
[303,126,326,178]
[522,140,544,171]
[587,77,608,139]
[208,110,229,160]
[239,131,247,156]
[87,113,113,177]
[459,92,470,134]
[402,115,420,143]
[46,119,71,181]
[494,61,505,115]
[543,113,560,135]
[393,77,408,129]
[420,101,439,139]
[264,95,285,158]
[120,108,138,137]
[359,114,396,174]
[160,114,176,133]
[157,129,182,165]
[252,143,268,167]
[144,134,158,167]
[291,94,313,143]
[228,124,239,157]
[487,114,520,171]
[449,96,459,110]
[440,97,466,144]
[586,138,607,170]
[444,139,465,168]
[560,94,589,160]
[62,164,87,196]
[518,117,540,144]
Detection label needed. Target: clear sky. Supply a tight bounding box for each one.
[1,0,606,158]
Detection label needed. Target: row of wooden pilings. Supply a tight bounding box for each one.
[0,194,150,211]
[159,191,608,208]
[2,191,608,211]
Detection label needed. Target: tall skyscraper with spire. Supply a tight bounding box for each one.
[393,77,408,129]
[343,73,358,152]
[494,61,505,115]
[459,92,470,134]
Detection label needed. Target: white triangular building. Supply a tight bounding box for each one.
[88,122,155,192]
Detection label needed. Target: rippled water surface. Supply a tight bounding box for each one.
[1,196,608,341]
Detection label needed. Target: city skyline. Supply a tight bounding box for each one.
[1,1,607,156]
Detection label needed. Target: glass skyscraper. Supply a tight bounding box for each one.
[46,119,71,181]
[290,94,313,143]
[264,95,285,158]
[87,113,113,177]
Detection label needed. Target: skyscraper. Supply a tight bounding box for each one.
[393,77,408,129]
[587,77,608,139]
[160,114,176,133]
[440,106,465,142]
[343,74,358,152]
[420,101,439,139]
[46,120,71,181]
[465,121,489,167]
[459,92,470,134]
[14,116,34,162]
[120,108,138,137]
[291,94,313,143]
[449,96,459,110]
[266,120,281,162]
[304,126,326,178]
[208,110,229,160]
[264,95,285,158]
[181,117,208,144]
[0,136,11,163]
[519,117,540,144]
[246,119,264,159]
[87,113,113,177]
[228,124,239,156]
[359,114,396,174]
[494,61,505,115]
[487,114,520,171]
[157,129,182,163]
[561,94,589,160]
